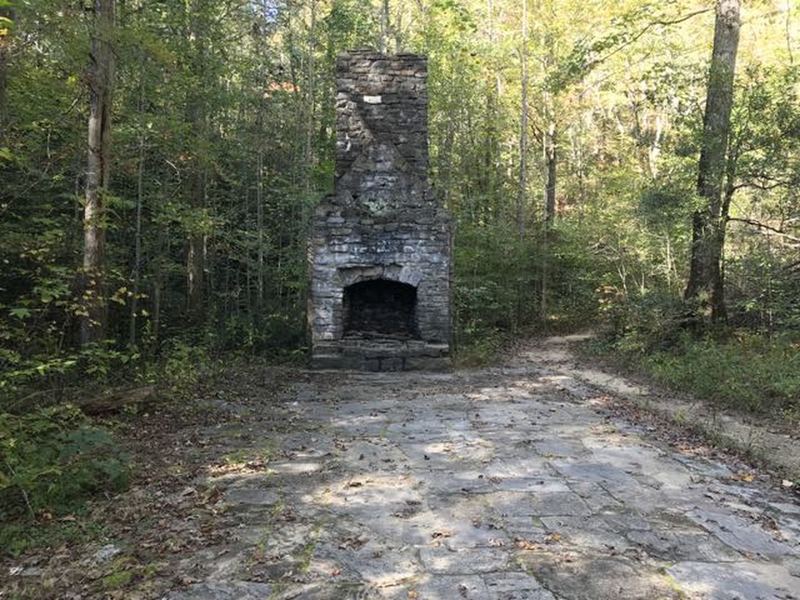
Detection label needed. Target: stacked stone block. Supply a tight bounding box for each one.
[308,51,452,371]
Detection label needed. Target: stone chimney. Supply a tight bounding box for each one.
[308,51,452,371]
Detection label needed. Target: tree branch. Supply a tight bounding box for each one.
[584,8,713,73]
[728,217,800,243]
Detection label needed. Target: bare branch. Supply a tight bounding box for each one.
[584,8,713,73]
[728,217,800,243]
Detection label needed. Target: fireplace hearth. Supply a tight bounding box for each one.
[308,51,452,371]
[343,279,419,339]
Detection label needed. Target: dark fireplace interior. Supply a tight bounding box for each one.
[343,279,419,339]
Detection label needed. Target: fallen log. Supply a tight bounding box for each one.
[78,385,158,416]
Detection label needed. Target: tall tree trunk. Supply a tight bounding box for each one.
[0,6,13,133]
[152,276,161,346]
[186,168,205,319]
[81,0,115,346]
[544,120,557,223]
[483,0,501,222]
[151,200,168,350]
[256,148,264,312]
[185,3,206,322]
[380,0,389,53]
[129,58,145,347]
[303,0,317,196]
[685,0,740,323]
[540,119,556,324]
[648,113,665,179]
[129,127,145,346]
[517,0,528,239]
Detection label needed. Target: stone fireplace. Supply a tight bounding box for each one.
[308,51,451,370]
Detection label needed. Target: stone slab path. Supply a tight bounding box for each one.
[168,340,800,600]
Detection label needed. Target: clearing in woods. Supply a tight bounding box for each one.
[6,337,800,599]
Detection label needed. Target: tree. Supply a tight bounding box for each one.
[184,0,209,322]
[81,0,116,345]
[2,0,798,402]
[685,0,741,323]
[0,3,13,131]
[517,0,528,239]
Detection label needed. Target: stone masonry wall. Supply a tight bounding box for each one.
[308,51,452,370]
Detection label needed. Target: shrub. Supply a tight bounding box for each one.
[641,333,800,416]
[590,331,800,419]
[0,405,129,521]
[135,338,217,397]
[454,323,505,367]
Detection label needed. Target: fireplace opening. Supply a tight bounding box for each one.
[343,279,419,339]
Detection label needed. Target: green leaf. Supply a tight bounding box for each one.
[9,308,31,319]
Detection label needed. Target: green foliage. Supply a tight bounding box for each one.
[216,312,307,358]
[1,0,799,427]
[0,405,129,522]
[454,324,505,367]
[102,567,134,590]
[454,222,537,334]
[598,290,686,352]
[136,339,215,397]
[0,344,140,404]
[591,332,800,419]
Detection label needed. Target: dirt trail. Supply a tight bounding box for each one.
[6,337,800,599]
[525,334,800,479]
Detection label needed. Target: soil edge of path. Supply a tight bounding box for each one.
[522,334,800,483]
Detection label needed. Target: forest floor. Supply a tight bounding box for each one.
[3,337,800,599]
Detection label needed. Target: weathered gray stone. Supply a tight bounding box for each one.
[483,572,556,600]
[405,356,450,371]
[625,528,743,562]
[527,492,592,517]
[166,582,273,600]
[419,546,510,574]
[667,561,800,600]
[520,552,682,600]
[494,478,570,494]
[686,508,794,557]
[91,543,122,565]
[406,575,491,599]
[309,52,451,371]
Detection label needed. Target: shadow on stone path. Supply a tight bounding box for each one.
[168,338,800,600]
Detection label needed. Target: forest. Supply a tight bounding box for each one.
[1,0,800,593]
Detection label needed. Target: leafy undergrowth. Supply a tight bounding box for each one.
[0,357,295,599]
[453,325,507,367]
[586,331,800,423]
[0,340,228,562]
[0,406,130,556]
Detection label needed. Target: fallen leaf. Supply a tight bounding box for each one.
[514,537,539,550]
